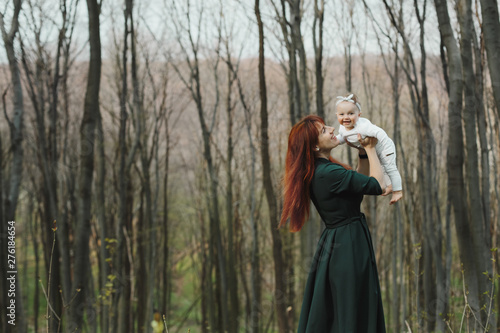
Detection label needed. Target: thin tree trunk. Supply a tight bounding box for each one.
[69,0,101,329]
[255,1,290,331]
[129,6,155,329]
[313,0,325,119]
[479,0,500,120]
[342,2,354,168]
[200,201,209,333]
[458,3,491,329]
[290,0,309,117]
[28,197,40,333]
[224,51,238,333]
[20,9,68,327]
[0,1,26,331]
[96,113,109,333]
[233,62,261,333]
[58,4,76,313]
[413,3,444,330]
[434,0,483,328]
[273,0,301,124]
[472,12,491,255]
[392,52,401,331]
[0,107,5,333]
[112,1,138,331]
[162,86,171,323]
[0,112,5,333]
[387,29,402,333]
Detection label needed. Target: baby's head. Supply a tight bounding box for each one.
[335,93,362,130]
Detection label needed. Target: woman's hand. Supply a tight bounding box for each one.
[345,140,366,155]
[358,134,378,149]
[345,135,368,155]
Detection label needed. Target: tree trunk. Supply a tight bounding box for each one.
[290,0,309,117]
[19,9,69,327]
[274,0,301,124]
[342,3,354,168]
[96,113,109,333]
[0,105,6,333]
[313,0,325,119]
[255,1,290,331]
[162,88,171,325]
[434,0,483,329]
[479,0,500,120]
[112,1,138,331]
[472,13,491,256]
[0,0,26,331]
[458,0,493,328]
[391,39,402,333]
[234,62,261,333]
[225,54,238,333]
[129,4,155,329]
[69,0,101,329]
[28,197,40,333]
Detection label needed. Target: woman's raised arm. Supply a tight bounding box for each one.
[358,134,385,191]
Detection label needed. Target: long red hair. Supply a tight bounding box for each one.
[279,115,350,232]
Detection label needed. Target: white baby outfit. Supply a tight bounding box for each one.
[336,117,402,191]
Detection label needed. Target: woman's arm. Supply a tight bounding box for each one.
[358,134,385,190]
[345,139,369,175]
[356,148,369,175]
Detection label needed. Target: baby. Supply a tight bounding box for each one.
[335,93,403,205]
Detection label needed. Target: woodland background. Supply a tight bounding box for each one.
[0,0,499,332]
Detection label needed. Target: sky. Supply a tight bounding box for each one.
[0,0,450,67]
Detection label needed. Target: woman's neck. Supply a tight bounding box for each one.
[317,153,330,160]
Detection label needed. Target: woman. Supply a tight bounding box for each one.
[280,115,386,332]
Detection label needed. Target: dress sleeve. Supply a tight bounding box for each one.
[320,163,382,195]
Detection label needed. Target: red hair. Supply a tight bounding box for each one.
[280,115,350,232]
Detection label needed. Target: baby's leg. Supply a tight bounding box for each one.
[390,190,403,205]
[382,174,392,196]
[379,149,402,192]
[379,149,403,204]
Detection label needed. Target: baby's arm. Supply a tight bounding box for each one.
[336,133,346,144]
[361,121,389,142]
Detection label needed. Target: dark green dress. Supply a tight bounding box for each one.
[297,158,386,333]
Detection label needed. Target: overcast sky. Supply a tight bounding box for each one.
[0,0,453,66]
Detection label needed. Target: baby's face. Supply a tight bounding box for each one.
[336,102,361,130]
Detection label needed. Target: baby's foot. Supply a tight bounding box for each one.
[390,190,403,205]
[382,184,393,196]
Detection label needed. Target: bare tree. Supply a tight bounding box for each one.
[68,0,101,330]
[270,0,301,125]
[159,65,178,326]
[19,1,79,329]
[458,0,494,329]
[169,2,229,331]
[471,2,491,266]
[220,25,241,332]
[367,5,405,328]
[0,93,4,333]
[227,47,261,332]
[0,0,27,331]
[255,0,290,331]
[434,0,485,331]
[334,0,356,166]
[381,1,448,330]
[479,0,500,121]
[313,0,325,119]
[111,1,139,332]
[129,6,159,331]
